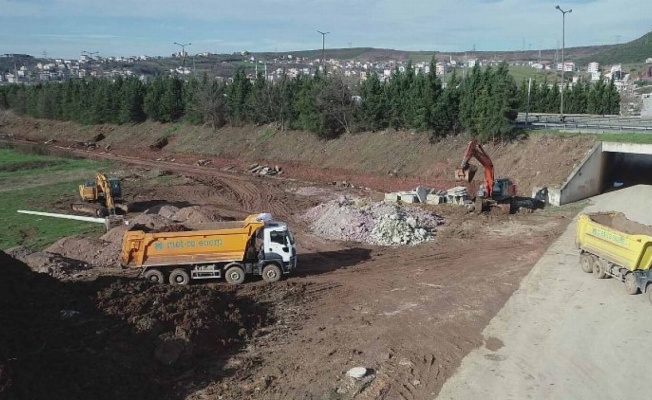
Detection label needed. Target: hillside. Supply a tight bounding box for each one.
[1,113,595,195]
[578,31,652,65]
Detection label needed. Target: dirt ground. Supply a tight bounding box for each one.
[0,137,577,399]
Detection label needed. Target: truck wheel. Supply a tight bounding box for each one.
[592,259,607,279]
[580,254,594,273]
[225,266,245,285]
[169,268,190,286]
[144,269,165,284]
[624,273,639,295]
[262,264,282,283]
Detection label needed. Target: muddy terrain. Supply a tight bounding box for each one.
[0,117,584,399]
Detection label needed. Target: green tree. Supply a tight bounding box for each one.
[360,72,387,131]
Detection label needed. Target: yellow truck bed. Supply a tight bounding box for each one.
[120,220,264,268]
[576,212,652,272]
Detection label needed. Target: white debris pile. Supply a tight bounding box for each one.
[303,196,444,246]
[248,163,283,176]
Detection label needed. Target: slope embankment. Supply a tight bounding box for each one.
[0,112,595,194]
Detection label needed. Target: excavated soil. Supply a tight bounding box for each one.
[590,212,652,236]
[0,250,307,400]
[0,133,581,399]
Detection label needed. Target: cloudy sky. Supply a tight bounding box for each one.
[1,0,649,59]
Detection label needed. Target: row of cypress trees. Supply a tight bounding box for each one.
[0,61,620,143]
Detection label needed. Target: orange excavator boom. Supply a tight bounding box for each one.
[454,139,495,198]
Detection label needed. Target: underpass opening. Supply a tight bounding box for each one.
[553,142,652,205]
[602,150,652,192]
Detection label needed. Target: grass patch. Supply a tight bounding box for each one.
[163,122,184,138]
[255,127,276,144]
[528,130,652,144]
[0,148,111,251]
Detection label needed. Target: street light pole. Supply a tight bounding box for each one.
[317,30,330,73]
[556,5,572,120]
[173,42,192,74]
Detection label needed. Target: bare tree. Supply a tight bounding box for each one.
[189,82,226,129]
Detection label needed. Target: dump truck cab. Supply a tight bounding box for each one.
[257,221,297,273]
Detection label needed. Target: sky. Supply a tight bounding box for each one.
[0,0,650,59]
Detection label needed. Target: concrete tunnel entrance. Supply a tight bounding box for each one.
[548,142,652,206]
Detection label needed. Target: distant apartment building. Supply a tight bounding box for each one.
[588,62,599,73]
[591,72,601,81]
[611,64,622,74]
[467,59,478,68]
[556,62,575,72]
[435,62,446,76]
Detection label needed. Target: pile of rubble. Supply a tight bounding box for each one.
[248,163,283,176]
[385,186,473,206]
[304,196,444,246]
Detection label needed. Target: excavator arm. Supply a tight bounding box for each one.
[455,139,495,198]
[96,173,116,215]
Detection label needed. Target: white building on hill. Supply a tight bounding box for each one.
[588,62,599,73]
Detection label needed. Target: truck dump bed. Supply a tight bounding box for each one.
[576,212,652,272]
[120,219,264,268]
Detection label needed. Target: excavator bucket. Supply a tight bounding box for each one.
[454,164,478,182]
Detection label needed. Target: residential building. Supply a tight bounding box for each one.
[588,62,599,73]
[556,62,575,72]
[611,64,622,74]
[435,62,446,76]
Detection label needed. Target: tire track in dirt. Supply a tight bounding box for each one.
[13,141,311,220]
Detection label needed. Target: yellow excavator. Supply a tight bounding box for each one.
[71,173,129,217]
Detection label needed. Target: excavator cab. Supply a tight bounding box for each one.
[492,178,517,201]
[107,178,122,199]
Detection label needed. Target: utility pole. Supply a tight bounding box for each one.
[317,30,330,73]
[556,5,572,121]
[174,42,191,75]
[525,77,532,124]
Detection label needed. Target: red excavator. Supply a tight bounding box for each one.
[455,139,517,213]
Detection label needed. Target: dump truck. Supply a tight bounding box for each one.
[119,213,297,285]
[576,212,652,302]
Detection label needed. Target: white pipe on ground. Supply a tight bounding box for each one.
[17,210,107,224]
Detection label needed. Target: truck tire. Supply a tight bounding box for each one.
[624,273,639,295]
[262,264,282,283]
[592,258,607,279]
[169,268,190,286]
[225,266,245,285]
[580,253,594,273]
[144,269,165,284]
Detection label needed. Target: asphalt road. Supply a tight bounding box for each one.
[437,185,652,400]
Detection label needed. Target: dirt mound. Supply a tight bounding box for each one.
[5,246,90,279]
[45,236,121,268]
[304,196,444,246]
[590,212,652,236]
[157,205,180,219]
[0,250,282,399]
[101,213,177,244]
[172,205,226,224]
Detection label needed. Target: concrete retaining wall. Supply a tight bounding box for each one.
[550,142,652,206]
